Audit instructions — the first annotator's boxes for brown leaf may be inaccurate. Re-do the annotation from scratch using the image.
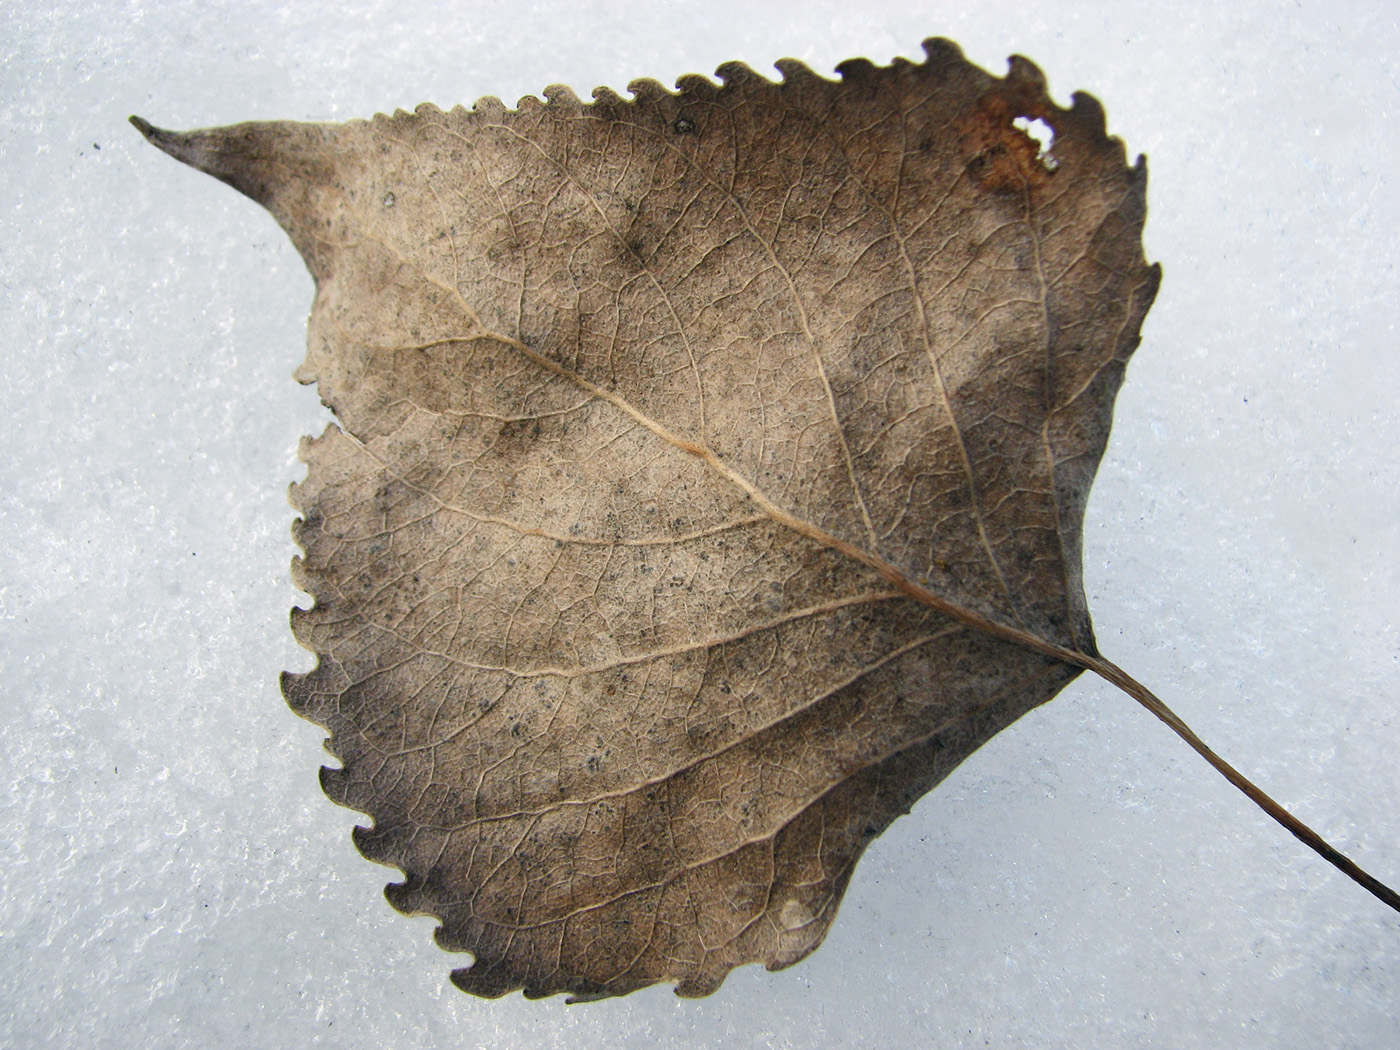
[133,39,1396,1001]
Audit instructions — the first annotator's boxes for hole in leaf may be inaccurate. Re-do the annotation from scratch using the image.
[1013,115,1058,171]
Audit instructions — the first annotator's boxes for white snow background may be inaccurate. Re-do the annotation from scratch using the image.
[3,2,1398,1047]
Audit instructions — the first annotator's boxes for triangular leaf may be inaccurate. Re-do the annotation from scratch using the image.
[133,37,1397,1002]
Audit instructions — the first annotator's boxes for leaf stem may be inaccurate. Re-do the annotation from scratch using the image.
[1085,654,1400,916]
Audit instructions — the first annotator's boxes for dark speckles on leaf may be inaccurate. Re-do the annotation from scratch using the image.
[672,115,697,134]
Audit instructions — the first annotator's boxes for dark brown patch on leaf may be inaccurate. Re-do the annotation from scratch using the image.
[955,91,1056,194]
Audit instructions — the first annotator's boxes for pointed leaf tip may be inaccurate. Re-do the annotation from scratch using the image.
[130,115,183,158]
[128,115,226,177]
[129,116,196,163]
[128,115,341,278]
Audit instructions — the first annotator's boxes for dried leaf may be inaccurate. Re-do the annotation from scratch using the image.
[133,37,1398,1002]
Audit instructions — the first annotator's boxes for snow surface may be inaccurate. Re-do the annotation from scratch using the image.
[3,2,1398,1047]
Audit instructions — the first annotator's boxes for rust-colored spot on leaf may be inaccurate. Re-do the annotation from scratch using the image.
[956,90,1057,193]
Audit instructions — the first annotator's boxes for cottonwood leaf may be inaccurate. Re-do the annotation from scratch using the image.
[133,37,1399,1002]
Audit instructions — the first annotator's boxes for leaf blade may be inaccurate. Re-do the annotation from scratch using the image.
[136,38,1161,999]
